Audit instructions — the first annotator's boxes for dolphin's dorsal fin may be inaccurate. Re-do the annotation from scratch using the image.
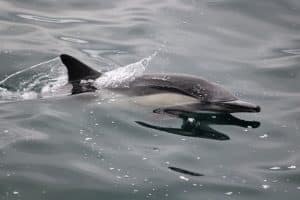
[60,54,101,82]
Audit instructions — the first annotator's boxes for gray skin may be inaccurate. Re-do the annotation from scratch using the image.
[60,54,261,113]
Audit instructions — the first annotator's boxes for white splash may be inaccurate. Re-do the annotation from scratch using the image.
[93,52,157,89]
[0,57,67,101]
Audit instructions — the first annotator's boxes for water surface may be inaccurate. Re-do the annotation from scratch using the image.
[0,0,300,199]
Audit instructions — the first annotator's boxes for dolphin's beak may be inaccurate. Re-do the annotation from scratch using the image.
[217,100,261,113]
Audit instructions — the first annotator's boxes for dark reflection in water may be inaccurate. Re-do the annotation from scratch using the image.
[168,166,203,177]
[136,109,260,141]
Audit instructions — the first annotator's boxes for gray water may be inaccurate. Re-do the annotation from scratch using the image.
[0,0,300,199]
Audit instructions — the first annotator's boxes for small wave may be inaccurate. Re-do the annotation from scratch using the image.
[59,36,89,44]
[0,124,48,149]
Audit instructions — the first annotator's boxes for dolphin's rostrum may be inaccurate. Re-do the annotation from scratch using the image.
[60,54,261,113]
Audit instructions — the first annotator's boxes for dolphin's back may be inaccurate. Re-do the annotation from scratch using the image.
[129,74,237,103]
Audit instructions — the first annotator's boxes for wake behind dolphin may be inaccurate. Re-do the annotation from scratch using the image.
[60,54,260,113]
[0,53,154,101]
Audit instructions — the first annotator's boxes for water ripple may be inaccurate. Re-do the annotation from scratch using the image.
[59,36,89,44]
[17,13,84,24]
[0,0,299,199]
[281,48,300,55]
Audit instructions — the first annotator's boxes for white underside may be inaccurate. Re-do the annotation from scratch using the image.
[130,92,198,107]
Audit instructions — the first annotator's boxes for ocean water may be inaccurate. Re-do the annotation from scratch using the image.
[0,0,300,199]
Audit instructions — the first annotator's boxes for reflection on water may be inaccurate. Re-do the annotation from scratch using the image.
[168,166,203,177]
[136,110,260,141]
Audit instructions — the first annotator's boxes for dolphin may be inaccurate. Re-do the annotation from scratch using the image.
[60,54,261,113]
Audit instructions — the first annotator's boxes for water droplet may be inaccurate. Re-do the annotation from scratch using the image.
[179,176,189,181]
[270,166,280,170]
[187,118,195,123]
[260,134,268,138]
[262,185,270,189]
[288,165,296,169]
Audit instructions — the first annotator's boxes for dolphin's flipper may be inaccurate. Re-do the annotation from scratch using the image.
[60,54,101,82]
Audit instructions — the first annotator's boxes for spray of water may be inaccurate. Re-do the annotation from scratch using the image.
[93,51,157,89]
[0,57,67,101]
[0,52,158,102]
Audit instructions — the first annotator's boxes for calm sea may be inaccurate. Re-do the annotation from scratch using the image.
[0,0,299,199]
